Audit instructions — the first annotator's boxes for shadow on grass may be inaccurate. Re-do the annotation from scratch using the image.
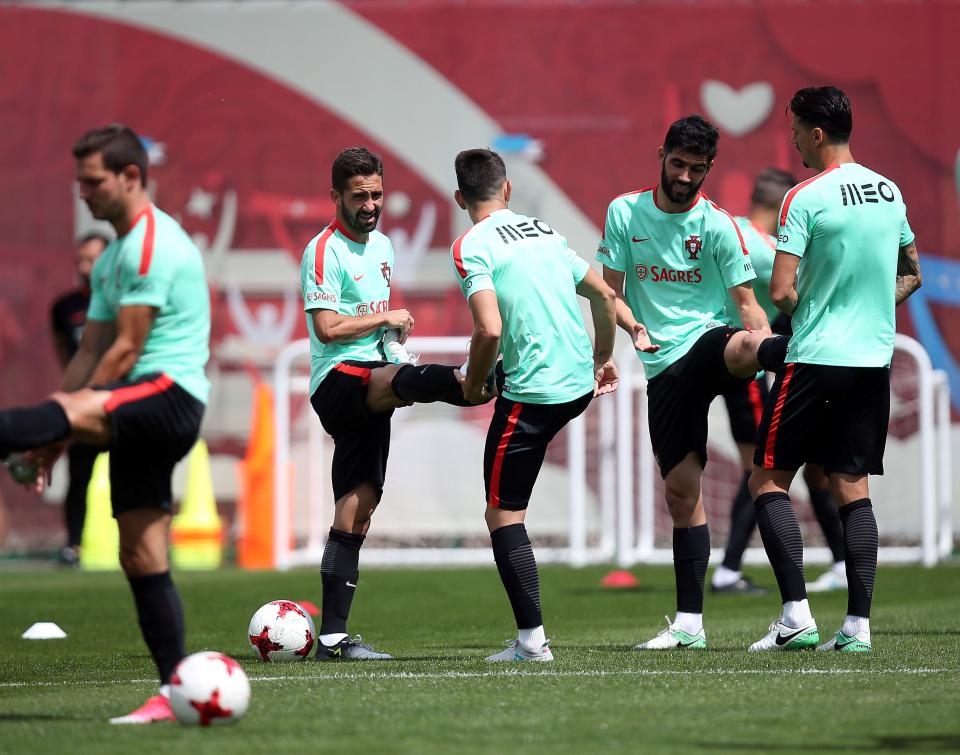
[701,734,960,751]
[562,586,654,596]
[0,713,91,722]
[875,629,960,637]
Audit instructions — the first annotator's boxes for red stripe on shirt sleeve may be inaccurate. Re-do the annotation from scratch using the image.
[135,206,156,276]
[710,201,749,255]
[451,215,493,280]
[779,165,840,228]
[313,223,336,286]
[452,231,469,279]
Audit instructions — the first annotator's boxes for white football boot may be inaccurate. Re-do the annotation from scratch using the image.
[485,639,554,662]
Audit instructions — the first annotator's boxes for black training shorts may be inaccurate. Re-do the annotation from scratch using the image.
[722,377,768,445]
[483,391,592,511]
[310,360,393,502]
[98,373,204,516]
[646,326,750,478]
[754,363,890,475]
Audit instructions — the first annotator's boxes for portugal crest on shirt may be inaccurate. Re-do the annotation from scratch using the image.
[684,235,702,260]
[381,262,392,285]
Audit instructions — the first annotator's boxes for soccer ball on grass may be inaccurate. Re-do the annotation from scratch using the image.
[248,600,316,662]
[169,651,250,726]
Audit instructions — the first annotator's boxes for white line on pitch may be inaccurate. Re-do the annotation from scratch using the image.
[0,667,954,688]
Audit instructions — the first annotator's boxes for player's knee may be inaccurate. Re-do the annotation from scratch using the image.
[663,484,697,522]
[367,365,407,411]
[118,543,158,577]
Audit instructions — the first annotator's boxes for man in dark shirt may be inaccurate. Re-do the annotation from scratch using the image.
[50,231,109,564]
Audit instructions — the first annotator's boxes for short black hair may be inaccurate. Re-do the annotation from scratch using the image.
[76,230,113,247]
[455,148,507,204]
[73,125,149,186]
[331,147,383,193]
[750,167,797,210]
[789,86,852,143]
[663,115,720,161]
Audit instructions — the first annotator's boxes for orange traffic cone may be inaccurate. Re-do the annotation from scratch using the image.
[237,383,275,569]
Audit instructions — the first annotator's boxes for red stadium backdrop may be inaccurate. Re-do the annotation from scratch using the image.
[1,1,958,544]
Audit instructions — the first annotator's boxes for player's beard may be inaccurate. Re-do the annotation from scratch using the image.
[342,204,381,236]
[86,196,125,224]
[660,165,704,206]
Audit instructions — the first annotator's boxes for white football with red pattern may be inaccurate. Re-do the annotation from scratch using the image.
[169,651,251,726]
[248,600,316,662]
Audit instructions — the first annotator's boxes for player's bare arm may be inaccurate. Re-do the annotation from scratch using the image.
[51,328,72,371]
[601,265,658,352]
[59,317,116,391]
[576,266,619,395]
[770,250,801,315]
[895,241,922,305]
[87,305,156,386]
[312,308,414,344]
[460,289,501,404]
[728,282,772,334]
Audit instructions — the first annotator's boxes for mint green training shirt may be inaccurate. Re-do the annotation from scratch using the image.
[777,163,914,367]
[87,205,211,403]
[728,217,779,326]
[451,209,594,404]
[300,219,395,396]
[597,188,756,379]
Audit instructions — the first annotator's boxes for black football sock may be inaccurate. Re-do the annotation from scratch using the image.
[721,472,756,571]
[755,492,807,603]
[390,364,474,407]
[809,487,845,563]
[757,336,789,373]
[128,571,186,686]
[674,524,710,613]
[840,499,878,618]
[0,400,70,456]
[320,528,365,637]
[491,523,542,630]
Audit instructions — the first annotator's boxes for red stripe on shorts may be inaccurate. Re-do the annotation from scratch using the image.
[748,379,764,429]
[763,364,795,469]
[334,363,372,385]
[104,373,174,413]
[488,402,523,508]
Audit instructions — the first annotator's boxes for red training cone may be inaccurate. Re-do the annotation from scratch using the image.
[601,570,639,588]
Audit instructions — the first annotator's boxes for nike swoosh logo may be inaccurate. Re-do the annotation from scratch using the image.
[632,236,650,243]
[677,638,700,647]
[834,636,858,649]
[346,581,357,588]
[353,274,364,281]
[775,627,808,645]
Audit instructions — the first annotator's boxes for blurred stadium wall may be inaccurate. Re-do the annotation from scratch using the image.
[1,0,958,549]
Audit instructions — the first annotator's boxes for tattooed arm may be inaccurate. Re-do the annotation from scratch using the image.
[895,242,922,306]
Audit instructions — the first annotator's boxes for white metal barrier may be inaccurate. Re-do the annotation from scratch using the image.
[273,337,615,570]
[274,334,952,570]
[615,334,953,567]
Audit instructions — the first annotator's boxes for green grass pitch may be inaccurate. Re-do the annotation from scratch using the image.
[1,563,958,754]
